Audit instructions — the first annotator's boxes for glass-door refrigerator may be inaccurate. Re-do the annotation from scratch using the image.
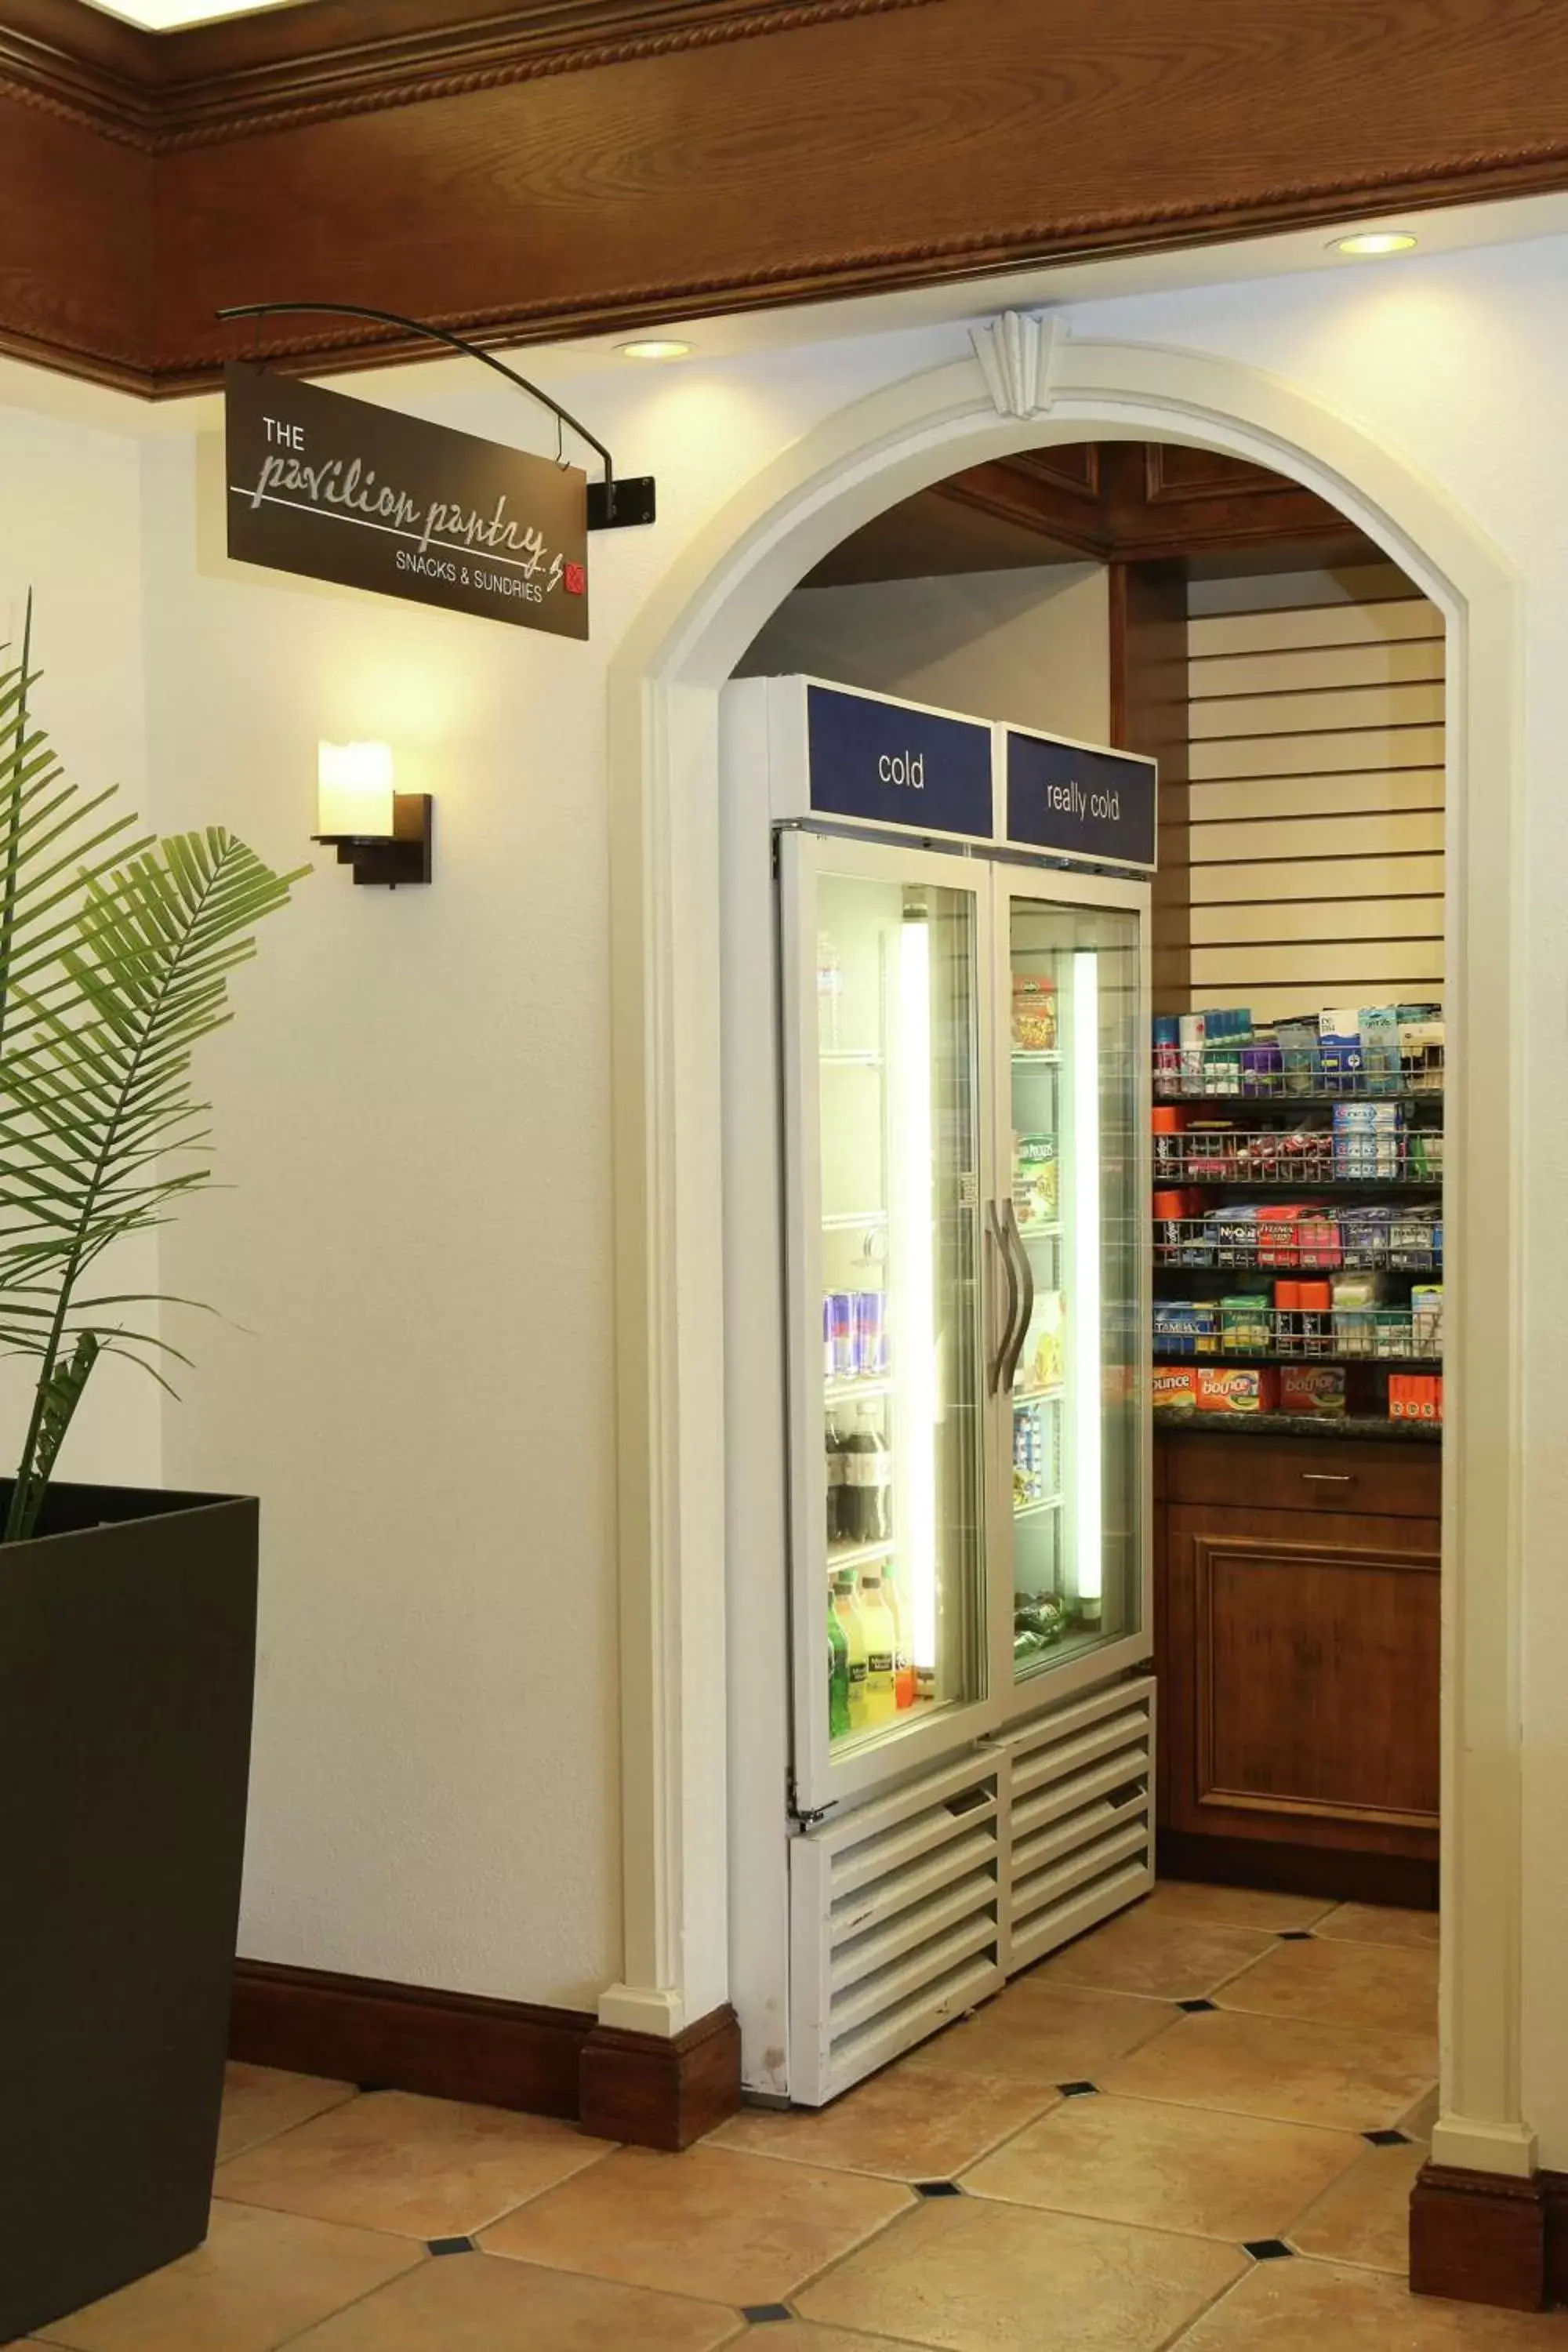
[720,676,1156,2106]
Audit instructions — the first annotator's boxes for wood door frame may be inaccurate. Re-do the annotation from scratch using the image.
[602,326,1530,2190]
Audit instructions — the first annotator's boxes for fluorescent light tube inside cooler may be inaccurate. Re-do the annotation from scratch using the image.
[1072,949,1103,1616]
[894,913,938,1680]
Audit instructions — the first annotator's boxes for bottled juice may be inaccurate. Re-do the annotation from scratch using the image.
[882,1559,916,1710]
[827,1586,851,1740]
[833,1574,869,1732]
[858,1575,898,1727]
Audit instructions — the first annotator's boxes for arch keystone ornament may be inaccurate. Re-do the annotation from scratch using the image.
[970,310,1062,419]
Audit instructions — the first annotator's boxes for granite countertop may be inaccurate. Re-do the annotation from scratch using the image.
[1155,1408,1442,1444]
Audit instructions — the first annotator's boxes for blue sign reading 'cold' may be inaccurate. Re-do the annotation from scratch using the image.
[1006,731,1156,867]
[806,684,993,838]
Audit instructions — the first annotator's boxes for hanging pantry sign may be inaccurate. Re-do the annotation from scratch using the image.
[223,361,590,638]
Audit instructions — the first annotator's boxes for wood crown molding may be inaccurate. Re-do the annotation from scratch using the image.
[8,0,1568,397]
[230,1958,740,2151]
[1,0,940,149]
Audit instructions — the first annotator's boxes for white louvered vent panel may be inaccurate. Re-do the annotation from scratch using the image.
[989,1676,1156,1978]
[789,1751,1004,2106]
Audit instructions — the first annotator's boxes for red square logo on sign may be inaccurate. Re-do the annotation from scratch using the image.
[564,562,586,597]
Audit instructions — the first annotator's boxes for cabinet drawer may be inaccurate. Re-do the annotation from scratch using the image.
[1161,1431,1439,1519]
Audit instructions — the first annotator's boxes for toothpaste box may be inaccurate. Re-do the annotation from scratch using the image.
[1320,1006,1364,1087]
[1195,1365,1279,1414]
[1152,1367,1198,1410]
[1279,1365,1348,1415]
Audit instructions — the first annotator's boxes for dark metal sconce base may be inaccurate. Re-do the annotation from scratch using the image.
[314,793,433,886]
[588,476,657,530]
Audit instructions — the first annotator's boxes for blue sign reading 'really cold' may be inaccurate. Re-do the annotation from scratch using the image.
[1006,731,1156,869]
[806,684,993,839]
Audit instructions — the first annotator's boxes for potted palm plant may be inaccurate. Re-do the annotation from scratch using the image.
[0,602,302,2342]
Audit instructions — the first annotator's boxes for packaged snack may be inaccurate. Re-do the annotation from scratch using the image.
[1196,1365,1279,1414]
[1391,1374,1442,1423]
[1279,1365,1348,1415]
[1013,975,1058,1051]
[1029,1291,1066,1390]
[1153,1367,1198,1410]
[1013,1133,1059,1228]
[1221,1293,1271,1353]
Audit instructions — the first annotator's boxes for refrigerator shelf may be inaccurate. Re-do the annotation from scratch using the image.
[1014,1496,1064,1523]
[1015,1220,1062,1240]
[1013,1050,1062,1066]
[822,1210,889,1230]
[827,1538,898,1573]
[820,1049,884,1068]
[825,1376,895,1405]
[1014,1384,1064,1407]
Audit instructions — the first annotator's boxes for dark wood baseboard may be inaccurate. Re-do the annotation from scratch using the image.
[1157,1830,1437,1911]
[230,1961,741,2152]
[230,1959,593,2120]
[1410,2161,1548,2310]
[579,2004,743,2151]
[1544,2172,1568,2307]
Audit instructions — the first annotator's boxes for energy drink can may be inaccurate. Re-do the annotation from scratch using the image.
[853,1290,886,1377]
[826,1292,855,1380]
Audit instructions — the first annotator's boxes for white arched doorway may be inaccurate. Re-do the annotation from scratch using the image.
[600,331,1529,2183]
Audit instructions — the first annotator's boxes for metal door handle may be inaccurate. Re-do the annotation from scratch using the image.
[1301,1472,1353,1483]
[987,1202,1019,1396]
[1001,1197,1035,1392]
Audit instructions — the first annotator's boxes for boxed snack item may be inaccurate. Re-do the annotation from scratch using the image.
[1221,1293,1271,1353]
[1390,1374,1443,1423]
[1029,1290,1066,1390]
[1153,1367,1198,1410]
[1013,1132,1059,1227]
[1279,1364,1348,1416]
[1196,1364,1279,1414]
[1012,975,1057,1051]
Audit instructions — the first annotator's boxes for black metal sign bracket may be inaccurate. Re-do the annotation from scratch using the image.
[216,299,656,532]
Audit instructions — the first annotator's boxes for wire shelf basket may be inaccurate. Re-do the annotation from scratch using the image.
[1155,1303,1443,1363]
[1153,1215,1442,1273]
[1154,1128,1443,1186]
[1155,1041,1444,1103]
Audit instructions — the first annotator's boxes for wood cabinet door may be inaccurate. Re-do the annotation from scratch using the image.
[1164,1502,1439,1858]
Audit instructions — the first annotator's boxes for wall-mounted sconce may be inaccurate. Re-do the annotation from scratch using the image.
[314,742,433,886]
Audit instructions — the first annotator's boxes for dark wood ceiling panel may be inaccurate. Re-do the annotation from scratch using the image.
[4,0,1568,395]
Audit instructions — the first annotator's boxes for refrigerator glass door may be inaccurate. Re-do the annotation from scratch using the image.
[996,876,1150,1703]
[780,832,998,1813]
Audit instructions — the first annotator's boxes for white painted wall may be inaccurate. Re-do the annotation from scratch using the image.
[2,226,1568,2161]
[0,402,161,1493]
[737,563,1110,742]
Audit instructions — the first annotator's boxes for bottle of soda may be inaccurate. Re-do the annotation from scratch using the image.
[828,1584,851,1740]
[825,1413,848,1547]
[882,1559,916,1711]
[843,1404,891,1544]
[833,1574,868,1733]
[858,1575,898,1727]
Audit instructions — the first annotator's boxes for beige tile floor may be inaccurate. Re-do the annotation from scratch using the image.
[17,1886,1568,2350]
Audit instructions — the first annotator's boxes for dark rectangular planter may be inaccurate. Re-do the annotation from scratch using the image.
[0,1480,258,2343]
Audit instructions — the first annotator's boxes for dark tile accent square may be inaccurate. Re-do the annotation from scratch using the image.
[1364,2128,1414,2147]
[1243,2239,1296,2262]
[1278,1930,1316,1941]
[1058,2081,1100,2098]
[743,2306,793,2325]
[915,2180,962,2198]
[1178,1998,1217,2013]
[427,2235,475,2256]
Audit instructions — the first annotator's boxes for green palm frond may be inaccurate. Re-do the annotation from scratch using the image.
[0,603,304,1541]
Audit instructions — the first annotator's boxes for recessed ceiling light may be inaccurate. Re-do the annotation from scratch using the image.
[619,339,694,361]
[1330,230,1418,257]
